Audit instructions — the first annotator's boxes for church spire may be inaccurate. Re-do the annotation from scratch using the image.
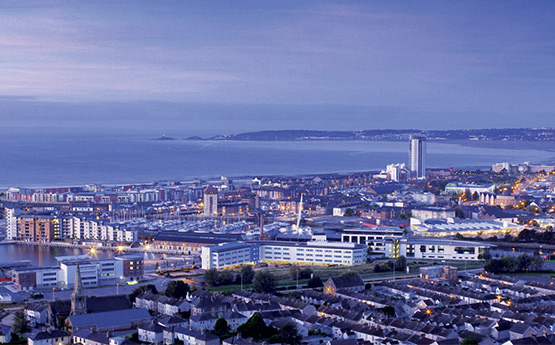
[70,261,87,315]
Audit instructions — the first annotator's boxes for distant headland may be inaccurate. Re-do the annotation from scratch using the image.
[184,128,555,142]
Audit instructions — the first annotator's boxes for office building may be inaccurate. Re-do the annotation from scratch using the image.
[409,135,426,179]
[201,240,367,269]
[383,238,493,261]
[11,255,143,291]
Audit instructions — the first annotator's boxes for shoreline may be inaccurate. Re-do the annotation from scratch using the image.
[0,139,552,190]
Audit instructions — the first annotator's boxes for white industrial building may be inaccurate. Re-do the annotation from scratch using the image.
[411,217,522,237]
[444,182,495,195]
[201,240,367,269]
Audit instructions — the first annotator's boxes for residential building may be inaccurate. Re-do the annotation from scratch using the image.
[409,135,426,179]
[203,185,218,216]
[324,274,365,295]
[28,329,71,345]
[419,265,458,284]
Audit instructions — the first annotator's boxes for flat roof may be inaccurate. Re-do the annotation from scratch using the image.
[405,238,495,247]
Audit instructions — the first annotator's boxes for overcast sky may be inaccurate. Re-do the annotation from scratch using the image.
[1,1,554,132]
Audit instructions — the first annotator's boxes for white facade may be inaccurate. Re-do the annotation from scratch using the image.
[203,193,218,216]
[59,258,125,288]
[340,227,404,254]
[444,182,495,195]
[201,240,367,269]
[409,136,426,179]
[260,241,366,266]
[5,207,17,240]
[411,207,456,220]
[201,242,252,270]
[411,217,522,237]
[386,163,406,182]
[70,217,137,243]
[384,238,492,261]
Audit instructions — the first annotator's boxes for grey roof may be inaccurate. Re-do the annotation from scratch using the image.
[329,274,365,289]
[190,312,218,322]
[67,308,152,330]
[0,325,11,336]
[30,329,70,341]
[174,327,219,341]
[154,231,243,244]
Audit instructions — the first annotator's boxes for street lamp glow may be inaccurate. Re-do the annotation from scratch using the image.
[117,246,124,253]
[89,247,97,254]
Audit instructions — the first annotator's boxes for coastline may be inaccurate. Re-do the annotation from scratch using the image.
[0,139,553,190]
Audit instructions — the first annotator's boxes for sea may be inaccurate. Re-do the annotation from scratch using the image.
[1,127,554,188]
[1,127,554,266]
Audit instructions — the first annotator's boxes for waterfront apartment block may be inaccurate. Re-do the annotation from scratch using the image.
[12,254,143,291]
[71,216,137,243]
[3,207,138,243]
[201,240,367,269]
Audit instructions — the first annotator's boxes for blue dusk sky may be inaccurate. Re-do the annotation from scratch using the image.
[0,1,554,133]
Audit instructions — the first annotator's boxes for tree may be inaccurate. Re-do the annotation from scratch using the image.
[129,284,158,302]
[237,312,276,340]
[165,280,190,299]
[300,267,313,279]
[213,317,229,336]
[13,311,29,335]
[395,255,407,270]
[219,270,234,286]
[204,268,220,287]
[381,305,396,317]
[240,265,255,285]
[288,265,300,280]
[307,276,323,288]
[278,322,302,345]
[253,270,276,293]
[461,337,479,345]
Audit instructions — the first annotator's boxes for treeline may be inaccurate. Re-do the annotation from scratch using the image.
[484,253,543,274]
[203,266,324,292]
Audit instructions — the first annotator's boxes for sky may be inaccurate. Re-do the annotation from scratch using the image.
[1,1,554,133]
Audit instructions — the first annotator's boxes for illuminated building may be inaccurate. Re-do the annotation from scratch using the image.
[409,135,426,179]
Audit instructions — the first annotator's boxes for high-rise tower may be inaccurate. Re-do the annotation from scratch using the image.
[203,185,218,216]
[70,262,87,315]
[409,135,426,179]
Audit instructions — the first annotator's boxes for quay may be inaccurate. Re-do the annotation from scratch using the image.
[0,240,186,255]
